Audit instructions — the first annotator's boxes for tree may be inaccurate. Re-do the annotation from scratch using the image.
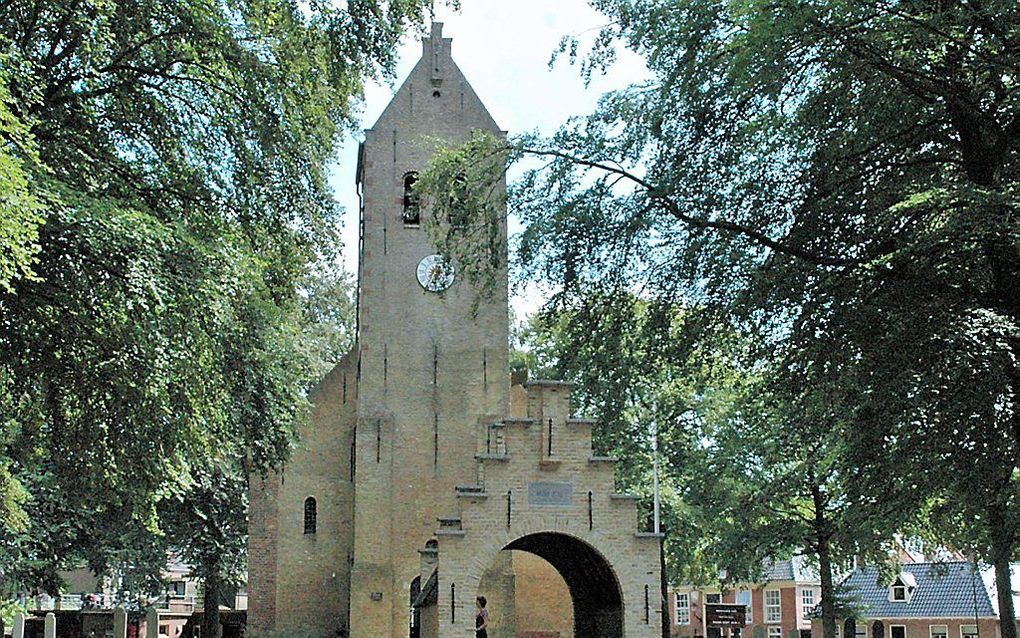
[418,3,1019,638]
[161,461,248,638]
[515,293,897,638]
[0,0,432,620]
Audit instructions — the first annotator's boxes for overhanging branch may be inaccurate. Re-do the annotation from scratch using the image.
[516,145,858,267]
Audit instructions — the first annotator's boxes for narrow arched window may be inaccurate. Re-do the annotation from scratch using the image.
[303,497,317,535]
[403,172,420,225]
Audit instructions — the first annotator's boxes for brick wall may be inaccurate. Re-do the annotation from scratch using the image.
[432,380,662,638]
[512,550,573,638]
[247,472,279,634]
[668,583,814,638]
[811,618,1000,638]
[247,352,358,637]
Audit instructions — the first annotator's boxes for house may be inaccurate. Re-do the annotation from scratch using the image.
[812,562,999,638]
[670,557,822,638]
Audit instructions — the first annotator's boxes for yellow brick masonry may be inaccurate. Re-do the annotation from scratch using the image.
[424,380,662,638]
[247,22,661,638]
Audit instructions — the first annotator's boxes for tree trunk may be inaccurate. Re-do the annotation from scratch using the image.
[982,233,1020,472]
[812,483,837,638]
[989,507,1017,638]
[202,568,222,638]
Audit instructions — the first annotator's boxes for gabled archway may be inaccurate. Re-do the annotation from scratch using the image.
[426,380,662,638]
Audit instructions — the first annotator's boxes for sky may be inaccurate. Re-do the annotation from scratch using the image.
[326,1,648,318]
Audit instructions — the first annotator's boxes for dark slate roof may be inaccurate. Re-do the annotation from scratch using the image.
[839,562,996,619]
[764,556,819,583]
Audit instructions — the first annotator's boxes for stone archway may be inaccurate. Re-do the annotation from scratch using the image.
[502,532,624,638]
[425,380,661,638]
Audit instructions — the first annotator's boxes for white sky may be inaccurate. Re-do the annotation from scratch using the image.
[327,1,649,318]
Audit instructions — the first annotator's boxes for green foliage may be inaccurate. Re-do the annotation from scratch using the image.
[0,62,44,293]
[0,0,427,597]
[419,131,509,310]
[423,1,1019,636]
[514,293,894,601]
[0,597,26,631]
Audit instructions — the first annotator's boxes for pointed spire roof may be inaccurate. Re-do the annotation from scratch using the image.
[367,22,501,133]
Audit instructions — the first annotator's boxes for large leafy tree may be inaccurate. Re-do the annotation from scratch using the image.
[0,0,429,628]
[420,2,1019,638]
[516,295,898,638]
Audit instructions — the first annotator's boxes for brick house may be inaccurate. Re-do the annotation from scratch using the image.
[669,557,822,638]
[810,562,999,638]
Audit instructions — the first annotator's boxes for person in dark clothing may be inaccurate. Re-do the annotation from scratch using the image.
[475,596,489,638]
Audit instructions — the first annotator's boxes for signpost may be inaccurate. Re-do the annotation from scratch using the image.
[706,604,747,628]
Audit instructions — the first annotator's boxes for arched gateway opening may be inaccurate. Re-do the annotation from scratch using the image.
[479,532,624,638]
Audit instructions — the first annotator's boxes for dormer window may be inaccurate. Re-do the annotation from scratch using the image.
[403,172,420,225]
[888,572,916,602]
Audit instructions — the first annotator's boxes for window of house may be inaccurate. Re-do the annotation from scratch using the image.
[676,592,690,625]
[856,624,868,638]
[737,589,752,624]
[891,625,906,638]
[706,592,722,604]
[891,585,907,601]
[402,172,421,225]
[170,581,186,596]
[303,496,317,535]
[769,627,783,638]
[961,626,978,638]
[930,625,948,638]
[801,588,816,620]
[765,589,782,623]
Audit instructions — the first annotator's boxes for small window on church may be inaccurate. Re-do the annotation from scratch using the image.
[403,172,420,225]
[303,497,317,535]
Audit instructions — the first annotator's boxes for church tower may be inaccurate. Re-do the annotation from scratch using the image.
[349,20,509,638]
[248,22,511,638]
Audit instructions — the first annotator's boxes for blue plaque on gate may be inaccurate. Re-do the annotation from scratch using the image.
[528,481,573,507]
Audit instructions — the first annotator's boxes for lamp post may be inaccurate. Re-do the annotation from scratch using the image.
[652,401,671,638]
[970,553,981,638]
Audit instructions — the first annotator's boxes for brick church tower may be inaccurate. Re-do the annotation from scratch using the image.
[344,19,510,638]
[248,23,661,638]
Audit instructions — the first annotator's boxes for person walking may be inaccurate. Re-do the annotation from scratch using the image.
[475,596,489,638]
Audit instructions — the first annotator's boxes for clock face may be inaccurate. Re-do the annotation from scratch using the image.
[416,254,455,292]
